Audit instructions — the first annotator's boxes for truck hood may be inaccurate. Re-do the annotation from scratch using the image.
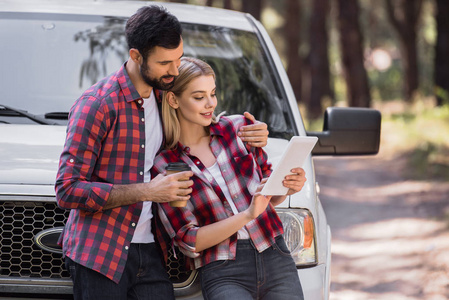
[0,125,66,185]
[0,126,288,186]
[0,127,315,208]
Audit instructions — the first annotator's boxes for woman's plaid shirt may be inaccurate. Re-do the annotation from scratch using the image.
[151,115,284,270]
[55,64,156,283]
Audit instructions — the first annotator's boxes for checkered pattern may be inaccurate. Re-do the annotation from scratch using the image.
[152,115,283,270]
[55,64,157,283]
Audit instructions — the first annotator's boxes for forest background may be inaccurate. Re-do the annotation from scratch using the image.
[154,0,449,183]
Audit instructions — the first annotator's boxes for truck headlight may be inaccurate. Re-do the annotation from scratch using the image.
[276,208,317,267]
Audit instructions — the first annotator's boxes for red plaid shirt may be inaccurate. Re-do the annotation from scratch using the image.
[151,115,284,270]
[55,63,159,283]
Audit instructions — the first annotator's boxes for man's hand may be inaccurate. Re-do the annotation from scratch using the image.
[148,172,193,203]
[238,111,269,147]
[104,171,193,210]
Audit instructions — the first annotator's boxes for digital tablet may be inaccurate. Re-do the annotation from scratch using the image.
[261,136,318,196]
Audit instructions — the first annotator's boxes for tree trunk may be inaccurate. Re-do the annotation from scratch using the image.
[385,0,422,102]
[284,0,302,104]
[241,0,263,21]
[336,0,371,107]
[308,0,332,118]
[434,0,449,106]
[223,0,232,10]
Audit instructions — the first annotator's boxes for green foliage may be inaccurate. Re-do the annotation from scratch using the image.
[368,60,403,101]
[382,101,449,181]
[435,85,449,105]
[408,141,449,181]
[302,109,323,132]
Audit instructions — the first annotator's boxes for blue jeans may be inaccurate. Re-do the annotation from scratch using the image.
[65,243,175,300]
[200,236,304,300]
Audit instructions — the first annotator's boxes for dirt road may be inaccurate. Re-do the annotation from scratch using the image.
[314,154,449,300]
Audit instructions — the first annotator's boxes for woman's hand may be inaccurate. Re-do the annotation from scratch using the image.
[196,179,271,252]
[245,179,272,219]
[283,167,307,195]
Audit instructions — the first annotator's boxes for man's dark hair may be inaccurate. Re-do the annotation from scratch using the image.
[125,5,182,59]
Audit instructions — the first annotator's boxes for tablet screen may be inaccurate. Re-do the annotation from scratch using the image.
[261,136,318,196]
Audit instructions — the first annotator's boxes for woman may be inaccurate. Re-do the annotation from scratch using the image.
[152,57,305,300]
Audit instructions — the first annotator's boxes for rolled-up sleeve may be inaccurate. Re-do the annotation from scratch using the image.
[157,203,201,258]
[55,96,112,212]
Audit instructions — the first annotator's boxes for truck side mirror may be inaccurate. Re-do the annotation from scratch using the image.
[307,107,381,155]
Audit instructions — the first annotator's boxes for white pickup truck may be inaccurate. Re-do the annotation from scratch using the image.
[0,1,381,299]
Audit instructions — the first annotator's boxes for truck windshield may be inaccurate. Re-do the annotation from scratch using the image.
[0,12,294,138]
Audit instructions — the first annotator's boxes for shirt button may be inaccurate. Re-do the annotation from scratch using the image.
[138,100,142,104]
[141,144,145,148]
[141,118,145,122]
[139,171,143,176]
[131,223,136,227]
[69,159,74,163]
[196,161,200,165]
[125,246,129,250]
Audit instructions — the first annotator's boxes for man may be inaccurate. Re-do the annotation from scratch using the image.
[55,5,269,300]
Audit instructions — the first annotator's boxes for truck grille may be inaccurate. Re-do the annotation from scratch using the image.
[0,201,69,278]
[0,200,193,285]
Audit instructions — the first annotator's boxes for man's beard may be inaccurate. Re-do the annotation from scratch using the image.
[140,60,176,91]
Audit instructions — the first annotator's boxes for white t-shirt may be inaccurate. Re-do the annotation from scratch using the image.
[131,91,163,243]
[207,161,250,240]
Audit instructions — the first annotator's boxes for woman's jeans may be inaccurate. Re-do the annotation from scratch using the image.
[65,243,175,300]
[200,236,304,300]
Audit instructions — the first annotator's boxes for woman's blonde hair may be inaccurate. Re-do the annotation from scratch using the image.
[162,57,216,149]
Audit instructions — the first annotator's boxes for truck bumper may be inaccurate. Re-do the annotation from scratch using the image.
[298,263,329,300]
[299,224,332,300]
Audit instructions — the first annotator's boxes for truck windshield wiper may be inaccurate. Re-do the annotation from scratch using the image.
[44,112,69,120]
[0,104,58,125]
